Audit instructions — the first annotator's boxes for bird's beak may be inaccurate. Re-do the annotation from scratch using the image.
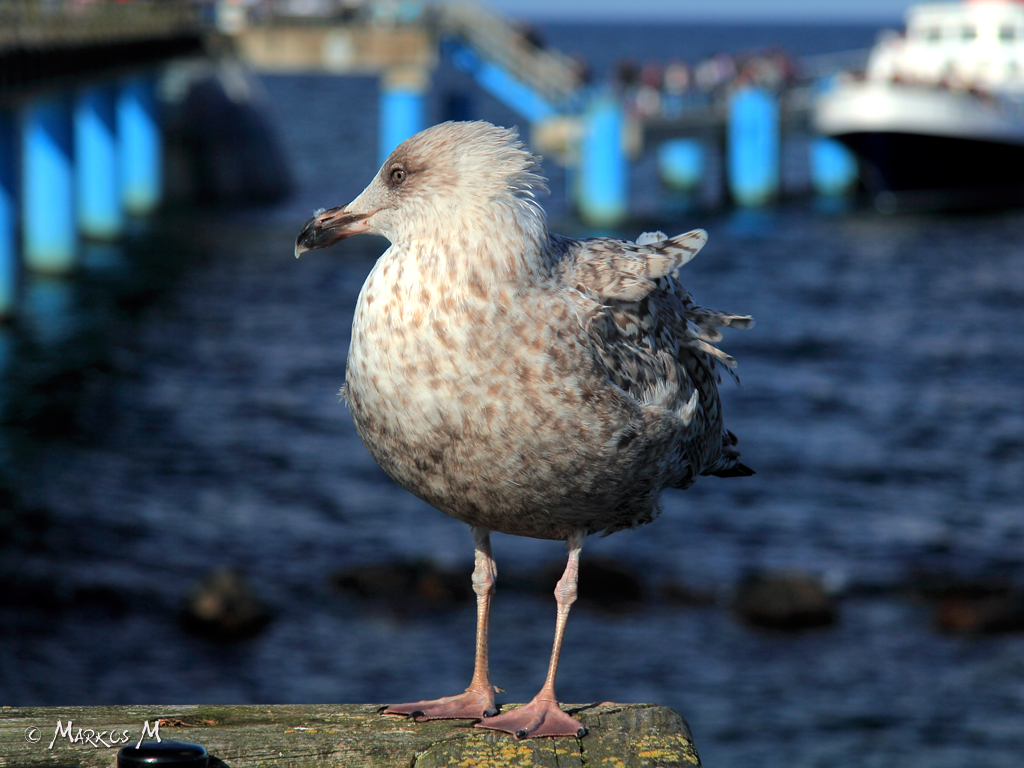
[294,205,372,258]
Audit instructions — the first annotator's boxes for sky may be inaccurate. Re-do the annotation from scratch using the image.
[489,0,920,22]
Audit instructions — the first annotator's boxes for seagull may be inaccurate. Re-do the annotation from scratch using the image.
[294,120,753,739]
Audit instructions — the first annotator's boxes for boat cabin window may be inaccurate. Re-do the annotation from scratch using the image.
[999,25,1017,42]
[961,25,977,42]
[924,27,942,42]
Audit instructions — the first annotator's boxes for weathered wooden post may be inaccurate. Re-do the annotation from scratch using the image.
[379,67,428,165]
[727,86,779,207]
[0,109,15,317]
[118,75,162,215]
[75,82,123,239]
[578,93,627,227]
[0,702,702,768]
[23,94,77,274]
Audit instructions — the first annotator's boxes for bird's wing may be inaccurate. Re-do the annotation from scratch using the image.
[554,230,753,480]
[559,229,708,302]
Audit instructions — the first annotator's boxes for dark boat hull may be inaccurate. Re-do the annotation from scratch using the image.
[833,131,1024,211]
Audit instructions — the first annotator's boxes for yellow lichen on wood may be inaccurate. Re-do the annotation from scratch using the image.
[634,733,702,765]
[0,702,699,768]
[414,727,581,768]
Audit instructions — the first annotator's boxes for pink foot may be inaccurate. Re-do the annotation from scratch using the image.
[475,696,586,739]
[383,686,498,721]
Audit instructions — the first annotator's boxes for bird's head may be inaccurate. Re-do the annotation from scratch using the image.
[295,121,548,258]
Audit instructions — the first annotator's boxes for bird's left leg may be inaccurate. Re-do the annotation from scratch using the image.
[384,526,499,720]
[476,529,587,739]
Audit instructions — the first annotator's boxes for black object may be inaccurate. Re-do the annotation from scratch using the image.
[117,740,209,768]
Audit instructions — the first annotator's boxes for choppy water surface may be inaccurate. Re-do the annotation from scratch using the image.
[3,23,1024,768]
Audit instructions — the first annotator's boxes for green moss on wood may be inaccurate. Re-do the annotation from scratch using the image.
[0,703,699,768]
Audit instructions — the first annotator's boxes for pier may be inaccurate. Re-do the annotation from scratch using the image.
[0,0,861,323]
[0,0,205,319]
[224,1,861,222]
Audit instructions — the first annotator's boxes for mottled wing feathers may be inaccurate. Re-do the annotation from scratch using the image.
[560,229,708,302]
[552,229,753,483]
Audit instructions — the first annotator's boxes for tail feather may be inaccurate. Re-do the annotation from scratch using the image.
[702,429,754,478]
[706,462,755,478]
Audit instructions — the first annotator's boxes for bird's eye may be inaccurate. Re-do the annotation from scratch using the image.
[391,167,406,185]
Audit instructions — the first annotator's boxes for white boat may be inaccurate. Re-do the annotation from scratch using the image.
[814,0,1024,210]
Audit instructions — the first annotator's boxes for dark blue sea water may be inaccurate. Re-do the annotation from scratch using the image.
[3,21,1024,768]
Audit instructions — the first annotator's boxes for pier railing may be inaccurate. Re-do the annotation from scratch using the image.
[432,1,580,107]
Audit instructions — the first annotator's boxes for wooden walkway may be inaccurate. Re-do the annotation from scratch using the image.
[0,0,205,94]
[0,0,200,52]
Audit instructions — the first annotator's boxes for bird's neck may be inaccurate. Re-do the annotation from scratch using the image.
[404,202,552,287]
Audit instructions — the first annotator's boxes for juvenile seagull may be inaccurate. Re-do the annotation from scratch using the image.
[295,121,753,739]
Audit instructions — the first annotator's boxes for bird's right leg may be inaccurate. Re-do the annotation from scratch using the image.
[384,526,499,720]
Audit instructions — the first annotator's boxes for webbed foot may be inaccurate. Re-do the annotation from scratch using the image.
[384,686,498,721]
[474,696,585,739]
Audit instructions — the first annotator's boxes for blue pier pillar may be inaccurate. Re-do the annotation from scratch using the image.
[578,95,627,227]
[727,87,780,207]
[658,138,704,192]
[0,111,16,317]
[23,95,77,274]
[118,76,162,215]
[810,137,858,197]
[75,83,123,239]
[379,68,428,165]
